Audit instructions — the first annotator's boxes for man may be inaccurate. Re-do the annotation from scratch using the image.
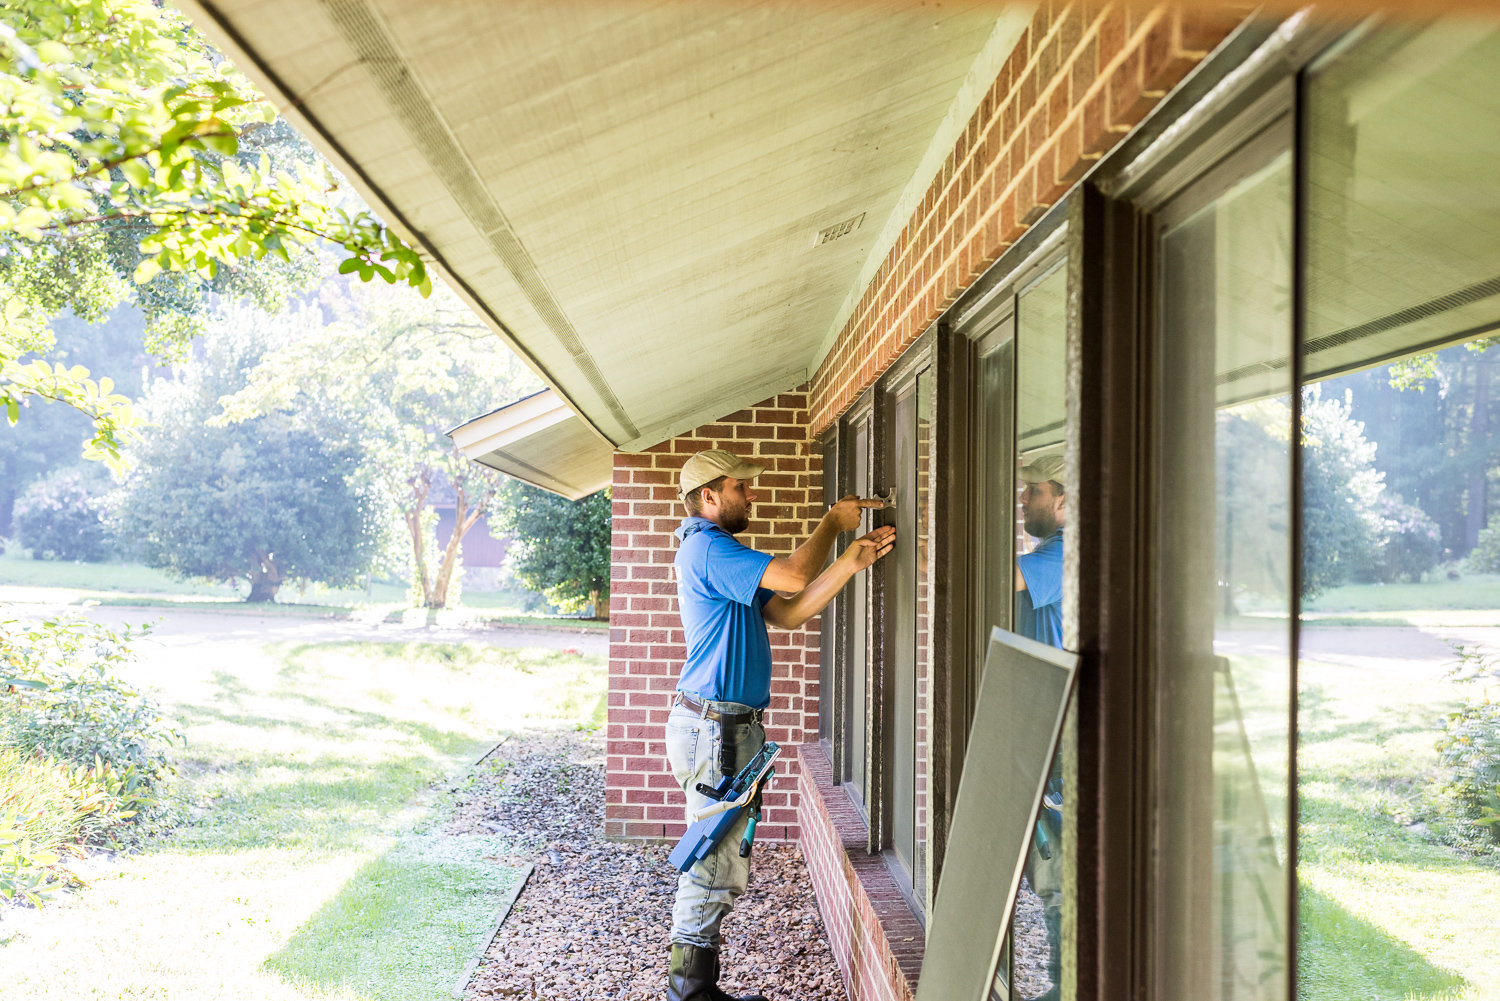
[1015,451,1065,648]
[1015,451,1065,1001]
[666,448,894,1001]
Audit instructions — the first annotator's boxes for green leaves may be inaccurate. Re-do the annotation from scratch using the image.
[0,0,432,463]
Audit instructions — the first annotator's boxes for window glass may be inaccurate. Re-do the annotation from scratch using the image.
[1154,134,1293,1001]
[1305,25,1500,381]
[1298,27,1500,998]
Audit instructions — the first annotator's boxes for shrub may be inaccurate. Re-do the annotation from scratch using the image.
[1468,523,1500,574]
[0,616,179,789]
[1435,697,1500,845]
[1434,647,1500,848]
[1373,497,1442,583]
[11,467,115,562]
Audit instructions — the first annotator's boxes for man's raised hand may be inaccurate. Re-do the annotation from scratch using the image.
[825,494,886,533]
[840,525,896,571]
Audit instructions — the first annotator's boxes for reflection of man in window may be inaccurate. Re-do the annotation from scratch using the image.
[1015,452,1065,646]
[1015,451,1064,1001]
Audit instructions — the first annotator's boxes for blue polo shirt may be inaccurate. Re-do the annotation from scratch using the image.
[1016,528,1064,649]
[673,517,776,708]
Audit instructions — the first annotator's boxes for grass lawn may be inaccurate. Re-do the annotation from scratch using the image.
[1301,574,1500,627]
[0,548,608,631]
[0,636,606,1001]
[1298,639,1500,1001]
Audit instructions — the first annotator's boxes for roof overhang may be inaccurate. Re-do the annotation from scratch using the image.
[448,390,614,501]
[177,0,1029,459]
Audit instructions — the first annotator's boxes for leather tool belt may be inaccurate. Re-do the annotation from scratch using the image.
[674,692,765,726]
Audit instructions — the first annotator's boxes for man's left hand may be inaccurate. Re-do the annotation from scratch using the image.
[839,525,896,571]
[824,494,885,534]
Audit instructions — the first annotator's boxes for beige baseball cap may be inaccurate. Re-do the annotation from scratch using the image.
[679,449,765,498]
[1019,452,1066,488]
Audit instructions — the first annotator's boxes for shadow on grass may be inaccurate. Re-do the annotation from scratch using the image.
[264,832,526,1001]
[1299,884,1465,1001]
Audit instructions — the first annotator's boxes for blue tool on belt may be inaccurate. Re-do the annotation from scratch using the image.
[668,741,781,872]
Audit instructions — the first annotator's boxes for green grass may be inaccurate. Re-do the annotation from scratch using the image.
[1304,574,1500,619]
[1298,647,1500,1000]
[0,637,605,1001]
[0,548,608,630]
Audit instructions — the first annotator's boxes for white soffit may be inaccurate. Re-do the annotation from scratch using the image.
[448,390,614,501]
[181,0,1012,451]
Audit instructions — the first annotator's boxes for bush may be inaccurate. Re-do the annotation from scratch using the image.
[0,747,156,906]
[1436,697,1500,846]
[1373,497,1443,583]
[1434,647,1500,849]
[1468,523,1500,573]
[0,616,179,789]
[11,466,115,562]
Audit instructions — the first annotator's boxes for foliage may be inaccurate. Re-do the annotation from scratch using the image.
[1467,523,1500,573]
[113,415,381,601]
[0,753,80,907]
[0,615,177,783]
[493,482,612,615]
[1433,646,1500,849]
[1349,339,1499,557]
[1370,496,1442,584]
[0,0,430,465]
[1300,387,1385,598]
[0,308,150,535]
[1215,402,1291,612]
[213,279,542,608]
[12,463,114,560]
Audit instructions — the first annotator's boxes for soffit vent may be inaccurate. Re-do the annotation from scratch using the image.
[813,212,866,247]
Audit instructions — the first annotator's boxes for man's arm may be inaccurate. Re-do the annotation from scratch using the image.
[759,495,883,592]
[762,526,896,629]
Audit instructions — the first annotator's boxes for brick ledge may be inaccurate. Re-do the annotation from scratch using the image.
[797,742,924,1001]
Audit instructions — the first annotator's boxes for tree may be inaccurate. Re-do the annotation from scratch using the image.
[114,416,378,601]
[493,481,612,617]
[12,463,113,560]
[1300,386,1386,598]
[1354,340,1499,556]
[1,0,428,466]
[213,279,542,608]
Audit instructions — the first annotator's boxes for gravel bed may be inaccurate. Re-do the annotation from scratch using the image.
[458,729,847,1001]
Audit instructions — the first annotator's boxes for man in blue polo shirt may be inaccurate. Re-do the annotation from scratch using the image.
[666,448,894,1001]
[1016,451,1065,1001]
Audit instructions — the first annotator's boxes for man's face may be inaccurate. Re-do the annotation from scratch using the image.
[1020,479,1065,539]
[706,477,756,534]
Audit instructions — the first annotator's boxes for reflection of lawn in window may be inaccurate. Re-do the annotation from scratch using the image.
[1298,640,1499,1001]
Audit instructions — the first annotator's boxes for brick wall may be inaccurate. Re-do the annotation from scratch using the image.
[809,1,1245,432]
[605,389,821,841]
[799,745,924,1001]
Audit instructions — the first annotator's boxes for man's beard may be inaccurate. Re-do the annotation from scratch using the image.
[722,505,751,534]
[1024,510,1055,539]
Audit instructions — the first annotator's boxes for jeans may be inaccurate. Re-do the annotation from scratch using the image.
[665,699,766,951]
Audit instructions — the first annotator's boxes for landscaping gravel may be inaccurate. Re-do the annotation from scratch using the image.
[454,728,847,1001]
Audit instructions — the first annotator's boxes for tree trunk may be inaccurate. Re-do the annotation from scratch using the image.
[405,468,433,605]
[430,483,484,609]
[246,552,282,602]
[588,589,603,620]
[1467,354,1492,551]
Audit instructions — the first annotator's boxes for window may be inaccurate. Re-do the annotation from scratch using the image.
[1148,102,1294,1001]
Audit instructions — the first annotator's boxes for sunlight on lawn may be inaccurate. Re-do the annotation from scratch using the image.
[0,636,604,1001]
[1299,641,1500,1001]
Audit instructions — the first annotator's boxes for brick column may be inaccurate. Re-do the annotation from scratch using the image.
[605,389,822,842]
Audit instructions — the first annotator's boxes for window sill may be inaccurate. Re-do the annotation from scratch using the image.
[796,741,924,1001]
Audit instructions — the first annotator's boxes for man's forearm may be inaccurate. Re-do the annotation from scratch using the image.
[763,558,854,630]
[783,515,842,584]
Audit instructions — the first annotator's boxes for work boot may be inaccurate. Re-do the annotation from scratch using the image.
[667,944,769,1001]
